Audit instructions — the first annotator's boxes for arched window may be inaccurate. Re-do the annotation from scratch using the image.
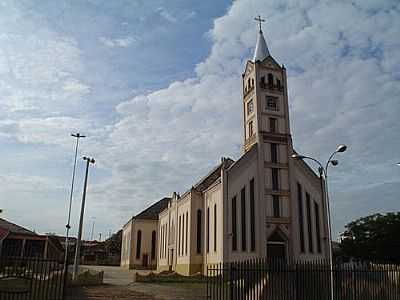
[276,79,281,89]
[151,230,156,260]
[196,210,202,254]
[248,121,254,137]
[136,230,142,259]
[268,73,274,86]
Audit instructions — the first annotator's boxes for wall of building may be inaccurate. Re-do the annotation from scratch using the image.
[203,181,223,271]
[290,159,328,260]
[189,190,204,274]
[121,218,158,269]
[226,148,259,263]
[120,220,132,268]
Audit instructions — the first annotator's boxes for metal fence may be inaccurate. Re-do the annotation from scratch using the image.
[0,256,68,300]
[207,259,400,300]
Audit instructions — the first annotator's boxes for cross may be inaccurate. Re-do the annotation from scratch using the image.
[254,15,265,32]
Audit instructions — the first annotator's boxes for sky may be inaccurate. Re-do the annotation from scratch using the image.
[0,0,399,241]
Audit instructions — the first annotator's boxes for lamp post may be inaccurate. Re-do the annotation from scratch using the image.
[72,156,95,281]
[64,133,85,265]
[291,144,347,300]
[90,217,96,241]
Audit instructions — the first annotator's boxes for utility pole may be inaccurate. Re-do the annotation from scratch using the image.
[64,133,85,265]
[72,156,95,281]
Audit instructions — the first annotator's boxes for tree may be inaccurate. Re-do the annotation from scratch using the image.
[340,212,400,263]
[104,229,122,255]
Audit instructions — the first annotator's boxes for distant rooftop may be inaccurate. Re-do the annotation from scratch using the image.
[0,218,37,236]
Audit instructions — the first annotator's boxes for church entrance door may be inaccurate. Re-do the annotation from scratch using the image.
[266,230,287,261]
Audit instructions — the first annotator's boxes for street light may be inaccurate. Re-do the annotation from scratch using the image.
[292,144,347,300]
[64,133,86,265]
[72,156,95,281]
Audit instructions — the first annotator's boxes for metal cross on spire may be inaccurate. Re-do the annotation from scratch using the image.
[254,15,265,32]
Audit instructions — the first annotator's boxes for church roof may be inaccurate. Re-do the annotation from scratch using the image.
[253,30,270,62]
[193,158,234,193]
[134,197,171,220]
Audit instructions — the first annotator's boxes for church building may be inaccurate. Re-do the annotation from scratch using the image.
[121,22,329,275]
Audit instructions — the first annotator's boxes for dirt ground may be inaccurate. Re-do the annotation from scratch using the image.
[66,284,157,300]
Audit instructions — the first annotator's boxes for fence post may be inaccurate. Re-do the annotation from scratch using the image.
[294,262,298,300]
[229,262,234,300]
[62,256,69,300]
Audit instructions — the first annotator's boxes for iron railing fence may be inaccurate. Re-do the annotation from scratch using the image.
[207,259,400,300]
[0,256,68,300]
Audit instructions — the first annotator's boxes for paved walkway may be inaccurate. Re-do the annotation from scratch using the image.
[76,265,206,300]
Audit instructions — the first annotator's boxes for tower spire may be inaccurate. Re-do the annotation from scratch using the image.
[253,15,270,62]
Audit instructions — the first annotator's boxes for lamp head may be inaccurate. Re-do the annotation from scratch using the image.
[397,162,400,167]
[291,153,304,160]
[330,160,339,166]
[336,144,347,153]
[83,156,95,164]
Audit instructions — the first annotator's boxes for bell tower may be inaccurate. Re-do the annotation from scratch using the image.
[242,17,294,258]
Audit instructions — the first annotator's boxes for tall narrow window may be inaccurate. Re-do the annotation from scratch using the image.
[185,212,188,255]
[314,202,322,253]
[271,143,278,163]
[247,99,254,115]
[277,79,281,89]
[151,231,156,260]
[158,225,162,259]
[260,76,266,88]
[232,196,237,251]
[136,230,141,259]
[297,183,305,253]
[248,121,253,137]
[272,168,279,191]
[164,224,167,258]
[178,216,181,256]
[196,210,202,254]
[273,195,280,217]
[214,204,217,252]
[207,207,210,253]
[241,187,247,251]
[268,73,274,86]
[182,213,185,256]
[250,179,255,251]
[270,118,277,133]
[306,192,314,253]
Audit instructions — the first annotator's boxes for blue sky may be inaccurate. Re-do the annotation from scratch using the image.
[0,0,399,241]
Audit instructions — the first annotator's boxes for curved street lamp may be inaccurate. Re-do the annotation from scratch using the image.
[291,144,347,300]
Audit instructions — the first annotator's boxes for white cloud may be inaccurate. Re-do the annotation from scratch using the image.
[157,7,177,23]
[93,0,400,235]
[63,79,91,94]
[0,117,101,148]
[99,36,137,48]
[0,6,89,115]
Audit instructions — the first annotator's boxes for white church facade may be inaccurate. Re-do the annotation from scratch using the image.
[121,25,329,275]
